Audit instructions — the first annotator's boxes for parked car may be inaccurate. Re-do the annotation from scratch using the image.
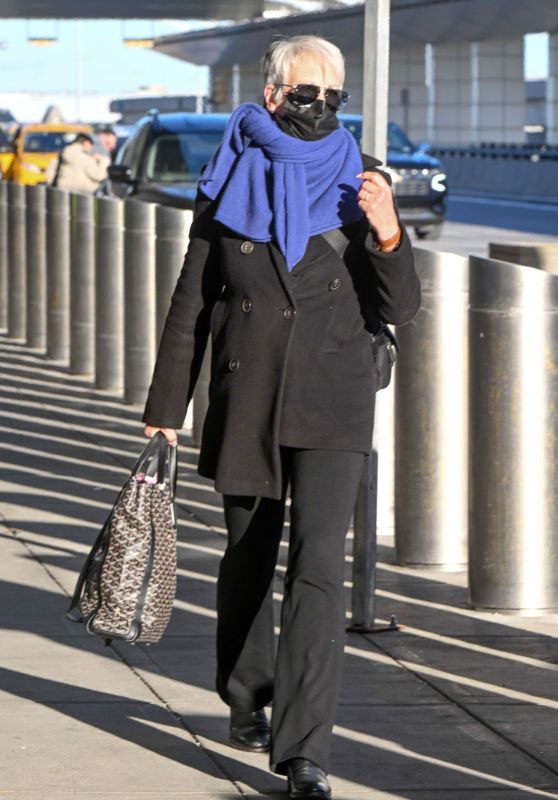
[6,122,94,185]
[340,116,447,240]
[0,127,16,180]
[0,109,15,124]
[103,112,230,208]
[113,124,135,158]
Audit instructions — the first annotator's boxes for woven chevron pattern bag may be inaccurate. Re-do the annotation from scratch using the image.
[67,433,177,644]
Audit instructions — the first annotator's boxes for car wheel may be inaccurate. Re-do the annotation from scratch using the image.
[415,224,443,240]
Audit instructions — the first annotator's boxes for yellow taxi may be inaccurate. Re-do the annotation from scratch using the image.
[0,124,17,179]
[7,122,94,185]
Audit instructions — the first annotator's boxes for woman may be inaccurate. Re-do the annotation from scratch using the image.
[144,35,420,800]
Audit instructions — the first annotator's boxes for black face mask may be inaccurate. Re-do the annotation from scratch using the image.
[274,97,340,141]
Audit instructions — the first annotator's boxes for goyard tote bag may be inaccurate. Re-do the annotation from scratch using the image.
[66,432,177,644]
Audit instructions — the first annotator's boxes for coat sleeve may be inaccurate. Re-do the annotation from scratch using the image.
[354,151,421,327]
[142,193,222,429]
[361,225,421,326]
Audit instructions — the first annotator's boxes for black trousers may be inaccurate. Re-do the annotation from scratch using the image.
[216,447,365,774]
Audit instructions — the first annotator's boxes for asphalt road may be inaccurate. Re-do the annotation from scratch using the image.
[409,194,558,257]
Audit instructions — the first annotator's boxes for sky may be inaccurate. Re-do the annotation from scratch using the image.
[0,19,210,95]
[0,19,551,97]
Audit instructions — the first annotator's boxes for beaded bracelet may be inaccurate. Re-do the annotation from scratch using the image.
[377,227,402,252]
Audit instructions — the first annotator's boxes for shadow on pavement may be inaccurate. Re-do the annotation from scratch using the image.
[3,335,558,797]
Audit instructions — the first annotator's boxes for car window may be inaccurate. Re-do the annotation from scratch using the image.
[340,118,415,154]
[387,122,414,153]
[115,128,141,166]
[23,131,80,152]
[340,118,363,147]
[0,129,13,151]
[144,130,224,182]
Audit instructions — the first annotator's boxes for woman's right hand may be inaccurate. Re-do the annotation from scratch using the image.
[144,425,178,446]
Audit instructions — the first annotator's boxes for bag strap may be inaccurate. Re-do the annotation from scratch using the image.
[133,431,166,476]
[321,227,350,260]
[146,432,177,499]
[370,320,398,351]
[167,442,177,500]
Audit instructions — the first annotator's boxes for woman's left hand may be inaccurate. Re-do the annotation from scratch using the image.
[357,170,400,244]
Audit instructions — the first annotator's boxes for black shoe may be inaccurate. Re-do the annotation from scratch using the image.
[287,758,331,799]
[229,708,271,752]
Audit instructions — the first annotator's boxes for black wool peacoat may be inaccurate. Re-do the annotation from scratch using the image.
[143,158,421,499]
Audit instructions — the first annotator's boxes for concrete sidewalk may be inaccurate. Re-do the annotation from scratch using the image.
[3,332,558,799]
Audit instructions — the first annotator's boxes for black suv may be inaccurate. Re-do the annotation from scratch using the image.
[103,112,230,209]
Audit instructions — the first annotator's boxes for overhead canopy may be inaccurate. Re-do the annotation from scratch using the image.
[0,0,265,19]
[153,0,558,66]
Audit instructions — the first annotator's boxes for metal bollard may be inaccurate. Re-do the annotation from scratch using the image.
[155,205,198,436]
[123,200,156,405]
[376,380,396,538]
[70,193,95,374]
[349,450,378,629]
[469,256,558,613]
[46,188,70,361]
[25,184,47,350]
[0,181,8,330]
[394,248,469,569]
[7,182,26,339]
[488,242,558,274]
[95,196,124,390]
[155,205,190,344]
[349,385,399,632]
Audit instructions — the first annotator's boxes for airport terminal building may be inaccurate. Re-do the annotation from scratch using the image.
[152,0,558,147]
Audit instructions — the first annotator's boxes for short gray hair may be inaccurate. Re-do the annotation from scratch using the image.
[261,35,345,101]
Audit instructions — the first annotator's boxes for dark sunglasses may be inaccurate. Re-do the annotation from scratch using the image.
[277,83,350,111]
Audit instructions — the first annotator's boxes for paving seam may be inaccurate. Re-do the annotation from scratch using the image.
[0,341,248,797]
[364,632,558,787]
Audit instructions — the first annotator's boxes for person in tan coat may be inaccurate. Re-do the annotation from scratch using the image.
[48,132,109,193]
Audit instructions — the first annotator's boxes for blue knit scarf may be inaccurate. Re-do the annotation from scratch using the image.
[199,102,363,270]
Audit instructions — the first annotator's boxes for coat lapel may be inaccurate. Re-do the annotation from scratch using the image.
[267,241,296,305]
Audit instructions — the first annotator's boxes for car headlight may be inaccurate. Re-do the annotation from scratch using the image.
[383,167,403,185]
[431,172,447,192]
[21,162,43,174]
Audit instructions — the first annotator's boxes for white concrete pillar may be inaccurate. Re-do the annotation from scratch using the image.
[344,54,364,116]
[232,64,241,109]
[430,42,473,146]
[547,34,558,145]
[238,63,263,105]
[472,38,525,144]
[209,66,233,112]
[388,45,428,142]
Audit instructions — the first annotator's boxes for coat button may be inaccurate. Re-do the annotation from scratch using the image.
[283,306,296,320]
[228,358,240,371]
[329,278,341,291]
[241,298,252,313]
[240,241,254,254]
